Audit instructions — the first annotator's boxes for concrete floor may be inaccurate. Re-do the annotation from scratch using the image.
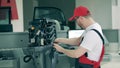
[101,42,120,68]
[102,52,120,68]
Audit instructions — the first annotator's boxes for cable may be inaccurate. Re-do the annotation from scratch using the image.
[23,55,33,63]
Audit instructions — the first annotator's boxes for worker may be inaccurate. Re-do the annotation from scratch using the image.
[53,6,105,68]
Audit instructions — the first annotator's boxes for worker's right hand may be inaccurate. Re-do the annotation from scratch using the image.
[54,38,61,43]
[53,43,64,53]
[54,38,68,45]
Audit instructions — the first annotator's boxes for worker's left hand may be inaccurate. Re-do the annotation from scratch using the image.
[53,43,64,53]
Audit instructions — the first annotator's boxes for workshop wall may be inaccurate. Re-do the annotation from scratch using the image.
[11,0,24,32]
[112,0,120,29]
[76,0,112,29]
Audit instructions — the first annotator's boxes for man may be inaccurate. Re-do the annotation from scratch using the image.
[53,6,104,68]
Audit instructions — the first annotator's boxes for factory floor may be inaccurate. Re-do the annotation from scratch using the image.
[101,52,120,68]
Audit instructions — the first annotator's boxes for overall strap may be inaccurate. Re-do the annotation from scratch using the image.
[91,29,104,45]
[83,29,105,57]
[91,29,105,68]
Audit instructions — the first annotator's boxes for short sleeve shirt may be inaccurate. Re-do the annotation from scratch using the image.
[80,23,103,61]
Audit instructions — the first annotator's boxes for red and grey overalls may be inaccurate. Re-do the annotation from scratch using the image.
[75,29,105,68]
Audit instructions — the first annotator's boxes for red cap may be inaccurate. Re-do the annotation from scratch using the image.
[69,6,90,21]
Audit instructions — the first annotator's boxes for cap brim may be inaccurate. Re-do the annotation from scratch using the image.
[69,16,75,21]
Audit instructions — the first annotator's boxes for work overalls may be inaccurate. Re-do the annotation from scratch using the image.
[75,29,105,68]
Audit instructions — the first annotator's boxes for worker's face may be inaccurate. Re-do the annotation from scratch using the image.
[75,16,84,28]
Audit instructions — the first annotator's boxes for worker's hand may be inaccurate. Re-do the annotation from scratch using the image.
[54,38,61,44]
[54,38,60,43]
[53,43,64,53]
[54,38,66,43]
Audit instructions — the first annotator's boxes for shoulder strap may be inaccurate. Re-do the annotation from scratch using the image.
[91,29,105,68]
[91,29,104,45]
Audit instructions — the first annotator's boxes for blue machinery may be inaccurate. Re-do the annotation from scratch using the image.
[24,18,58,68]
[0,7,73,68]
